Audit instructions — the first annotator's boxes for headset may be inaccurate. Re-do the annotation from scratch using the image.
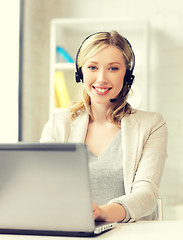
[75,32,135,99]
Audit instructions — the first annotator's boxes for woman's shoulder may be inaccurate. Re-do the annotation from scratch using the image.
[40,108,71,142]
[51,108,88,124]
[129,109,166,126]
[52,108,71,119]
[46,108,71,127]
[133,109,164,118]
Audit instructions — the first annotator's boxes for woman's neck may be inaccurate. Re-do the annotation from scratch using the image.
[90,102,110,124]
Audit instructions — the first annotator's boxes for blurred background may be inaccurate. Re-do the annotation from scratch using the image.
[0,0,183,221]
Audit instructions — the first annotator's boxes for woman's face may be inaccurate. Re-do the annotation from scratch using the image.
[82,46,126,106]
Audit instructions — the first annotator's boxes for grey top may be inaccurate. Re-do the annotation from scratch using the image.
[87,130,130,222]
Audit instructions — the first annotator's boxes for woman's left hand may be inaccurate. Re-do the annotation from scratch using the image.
[92,202,126,222]
[93,203,106,221]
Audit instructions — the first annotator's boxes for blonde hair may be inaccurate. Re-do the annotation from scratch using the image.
[70,31,134,127]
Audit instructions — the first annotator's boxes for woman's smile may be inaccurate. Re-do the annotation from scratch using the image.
[92,86,112,95]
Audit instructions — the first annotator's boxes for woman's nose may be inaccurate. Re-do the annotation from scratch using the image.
[96,69,108,84]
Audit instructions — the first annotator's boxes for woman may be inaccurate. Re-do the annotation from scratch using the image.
[40,31,167,223]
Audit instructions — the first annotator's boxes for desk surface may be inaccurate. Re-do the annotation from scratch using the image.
[0,221,182,240]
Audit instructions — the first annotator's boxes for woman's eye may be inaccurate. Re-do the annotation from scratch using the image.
[109,67,119,71]
[88,66,97,70]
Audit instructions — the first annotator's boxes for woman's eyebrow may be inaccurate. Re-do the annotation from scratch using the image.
[86,61,122,65]
[108,62,121,65]
[86,61,98,63]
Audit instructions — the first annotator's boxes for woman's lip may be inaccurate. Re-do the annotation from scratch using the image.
[92,86,112,95]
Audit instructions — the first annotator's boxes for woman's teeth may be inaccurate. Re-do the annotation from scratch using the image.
[93,87,111,93]
[95,88,109,93]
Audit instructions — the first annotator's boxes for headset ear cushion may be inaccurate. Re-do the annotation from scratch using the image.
[75,72,80,83]
[75,67,83,83]
[124,69,134,86]
[124,69,131,85]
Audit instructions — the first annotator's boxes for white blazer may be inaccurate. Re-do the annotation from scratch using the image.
[40,108,168,222]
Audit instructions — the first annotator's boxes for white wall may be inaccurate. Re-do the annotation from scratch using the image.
[0,0,19,142]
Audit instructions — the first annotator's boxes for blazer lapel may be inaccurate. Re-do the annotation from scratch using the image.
[121,113,140,194]
[68,111,89,143]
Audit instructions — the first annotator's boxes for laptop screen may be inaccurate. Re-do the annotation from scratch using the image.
[0,143,95,233]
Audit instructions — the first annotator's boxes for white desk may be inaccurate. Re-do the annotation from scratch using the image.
[0,221,182,240]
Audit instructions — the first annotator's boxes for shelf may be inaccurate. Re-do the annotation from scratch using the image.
[54,62,75,70]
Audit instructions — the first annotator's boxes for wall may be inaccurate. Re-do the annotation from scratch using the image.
[0,0,19,142]
[22,0,183,220]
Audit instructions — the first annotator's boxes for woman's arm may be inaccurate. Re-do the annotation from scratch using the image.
[108,112,168,221]
[93,203,126,222]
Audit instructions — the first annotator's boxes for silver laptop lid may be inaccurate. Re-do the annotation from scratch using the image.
[0,143,95,234]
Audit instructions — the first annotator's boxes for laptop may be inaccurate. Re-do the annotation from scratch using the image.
[0,143,117,237]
